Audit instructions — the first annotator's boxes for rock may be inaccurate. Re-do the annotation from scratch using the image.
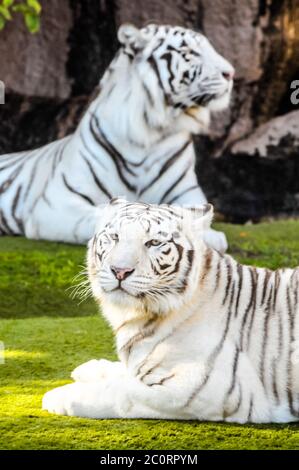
[195,136,299,223]
[0,0,73,99]
[231,111,299,159]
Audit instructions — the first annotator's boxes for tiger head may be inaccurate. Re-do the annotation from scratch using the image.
[113,24,234,134]
[88,199,214,322]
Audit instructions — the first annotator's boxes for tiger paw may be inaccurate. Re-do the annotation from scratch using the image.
[42,384,79,416]
[71,359,125,383]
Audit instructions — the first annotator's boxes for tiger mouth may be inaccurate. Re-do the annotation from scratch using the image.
[103,284,137,297]
[189,88,231,110]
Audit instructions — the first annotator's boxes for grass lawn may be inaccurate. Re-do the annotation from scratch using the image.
[1,221,299,450]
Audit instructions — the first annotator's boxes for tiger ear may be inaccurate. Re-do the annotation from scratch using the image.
[190,203,214,232]
[118,24,148,52]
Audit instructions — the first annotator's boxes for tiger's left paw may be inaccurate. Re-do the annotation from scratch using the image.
[42,384,80,416]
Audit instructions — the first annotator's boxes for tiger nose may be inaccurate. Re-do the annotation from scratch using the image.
[111,266,135,281]
[222,69,235,81]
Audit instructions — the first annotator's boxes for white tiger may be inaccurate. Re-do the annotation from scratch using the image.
[43,199,299,423]
[0,24,235,253]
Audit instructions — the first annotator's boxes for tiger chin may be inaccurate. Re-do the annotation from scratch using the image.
[43,199,299,424]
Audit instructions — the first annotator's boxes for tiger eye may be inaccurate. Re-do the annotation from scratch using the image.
[173,231,180,239]
[145,239,161,247]
[110,233,119,241]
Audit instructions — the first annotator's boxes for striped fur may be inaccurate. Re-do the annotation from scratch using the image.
[43,200,299,423]
[0,24,234,253]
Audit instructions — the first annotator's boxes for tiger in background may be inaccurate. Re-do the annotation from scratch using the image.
[0,24,235,253]
[43,199,299,423]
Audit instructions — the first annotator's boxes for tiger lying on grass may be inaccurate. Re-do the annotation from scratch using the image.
[43,199,299,423]
[0,24,234,253]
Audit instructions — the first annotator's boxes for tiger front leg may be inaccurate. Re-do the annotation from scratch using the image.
[71,359,125,383]
[24,199,104,244]
[42,380,123,418]
[42,375,174,419]
[42,361,199,419]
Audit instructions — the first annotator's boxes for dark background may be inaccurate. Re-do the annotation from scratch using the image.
[0,0,298,223]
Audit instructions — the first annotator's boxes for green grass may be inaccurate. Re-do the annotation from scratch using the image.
[1,221,299,449]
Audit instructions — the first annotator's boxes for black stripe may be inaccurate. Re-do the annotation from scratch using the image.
[160,52,176,94]
[148,56,171,106]
[290,269,298,306]
[271,358,280,405]
[11,185,24,233]
[139,361,162,382]
[23,143,61,202]
[139,140,191,197]
[89,115,136,192]
[167,185,199,205]
[193,93,216,106]
[224,382,242,419]
[62,174,95,206]
[159,167,190,204]
[287,284,299,418]
[245,268,258,348]
[272,270,281,311]
[0,153,27,171]
[0,163,24,194]
[240,268,256,350]
[79,130,107,170]
[51,139,69,178]
[234,264,243,317]
[226,346,240,397]
[260,285,273,386]
[261,269,272,306]
[147,374,175,387]
[82,154,112,200]
[178,247,194,292]
[119,317,158,362]
[214,258,222,293]
[0,209,14,234]
[247,395,254,422]
[222,257,233,305]
[91,114,136,176]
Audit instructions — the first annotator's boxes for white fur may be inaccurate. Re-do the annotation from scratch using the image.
[0,24,234,253]
[43,201,299,423]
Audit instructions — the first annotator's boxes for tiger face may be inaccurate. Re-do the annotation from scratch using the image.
[88,199,213,317]
[118,23,234,114]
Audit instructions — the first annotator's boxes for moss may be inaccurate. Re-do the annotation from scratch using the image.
[1,221,299,450]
